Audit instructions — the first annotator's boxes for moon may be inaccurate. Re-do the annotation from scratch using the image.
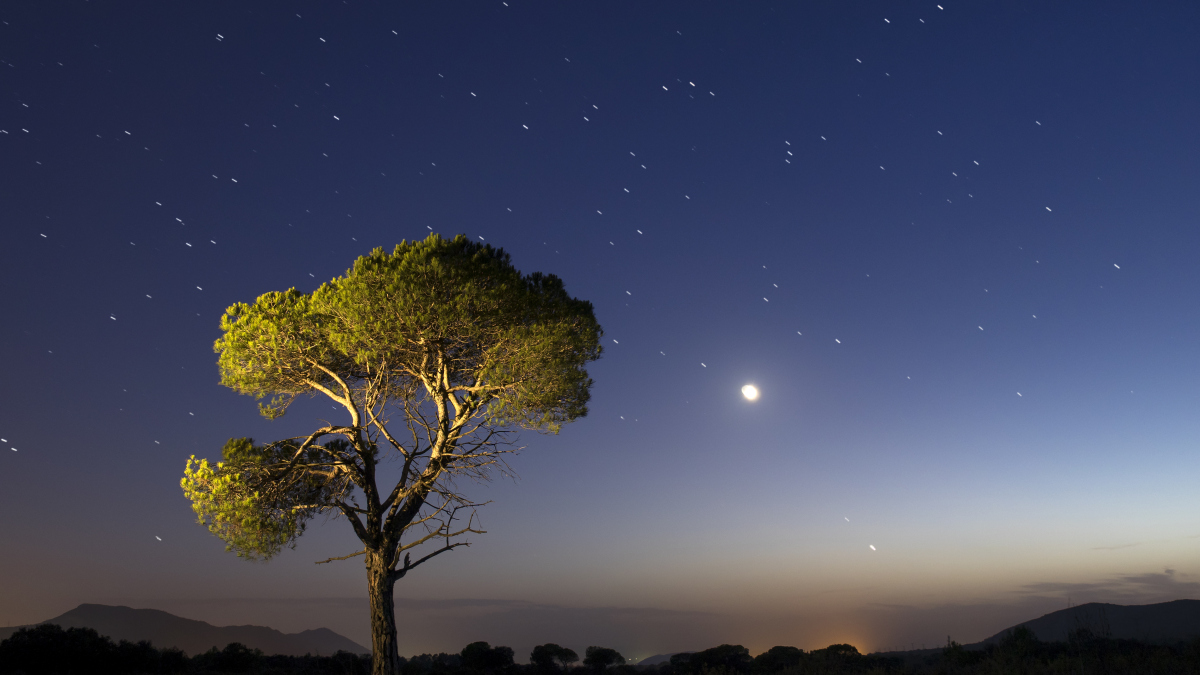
[741,384,759,401]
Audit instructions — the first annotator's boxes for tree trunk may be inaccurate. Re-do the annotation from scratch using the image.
[367,550,400,675]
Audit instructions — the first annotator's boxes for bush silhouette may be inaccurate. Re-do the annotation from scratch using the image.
[0,624,178,675]
[14,627,1200,674]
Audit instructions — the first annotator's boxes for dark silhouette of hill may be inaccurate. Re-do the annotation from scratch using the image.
[977,599,1200,645]
[0,603,367,657]
[637,652,692,666]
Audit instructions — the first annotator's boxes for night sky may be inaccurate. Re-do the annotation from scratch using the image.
[3,0,1200,660]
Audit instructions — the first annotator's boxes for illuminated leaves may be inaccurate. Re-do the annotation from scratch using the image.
[180,438,352,560]
[213,233,602,430]
[186,233,602,562]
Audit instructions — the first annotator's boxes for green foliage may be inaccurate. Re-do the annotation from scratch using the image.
[185,233,603,673]
[180,437,352,560]
[214,288,344,418]
[188,234,602,562]
[324,237,599,427]
[214,234,602,431]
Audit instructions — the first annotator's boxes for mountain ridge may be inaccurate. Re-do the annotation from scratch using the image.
[0,604,368,657]
[976,599,1200,646]
[637,652,692,666]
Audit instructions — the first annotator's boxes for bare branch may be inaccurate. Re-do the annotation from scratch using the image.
[367,404,408,461]
[338,503,370,543]
[283,426,363,481]
[391,542,471,581]
[309,361,361,429]
[315,549,367,565]
[303,377,352,410]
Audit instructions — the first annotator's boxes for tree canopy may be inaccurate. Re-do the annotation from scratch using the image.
[461,642,516,674]
[530,644,579,673]
[582,647,624,672]
[180,234,603,675]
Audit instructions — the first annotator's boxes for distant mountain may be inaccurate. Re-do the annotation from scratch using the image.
[0,604,368,657]
[638,652,692,666]
[980,600,1200,645]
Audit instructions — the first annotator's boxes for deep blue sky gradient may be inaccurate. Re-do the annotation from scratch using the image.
[2,0,1200,658]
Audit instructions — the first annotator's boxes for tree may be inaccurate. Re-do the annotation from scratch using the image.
[583,646,625,671]
[531,644,578,673]
[461,642,515,674]
[181,234,603,675]
[193,643,264,674]
[0,624,187,675]
[679,645,751,674]
[751,646,804,673]
[668,653,696,671]
[555,646,581,670]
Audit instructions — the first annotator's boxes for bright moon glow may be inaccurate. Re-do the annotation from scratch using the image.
[741,384,759,400]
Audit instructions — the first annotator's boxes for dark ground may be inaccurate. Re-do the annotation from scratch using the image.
[5,623,1200,674]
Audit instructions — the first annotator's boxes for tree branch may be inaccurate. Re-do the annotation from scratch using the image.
[312,361,361,427]
[367,405,409,468]
[338,503,370,543]
[315,548,367,565]
[392,540,475,581]
[302,373,360,431]
[285,426,361,480]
